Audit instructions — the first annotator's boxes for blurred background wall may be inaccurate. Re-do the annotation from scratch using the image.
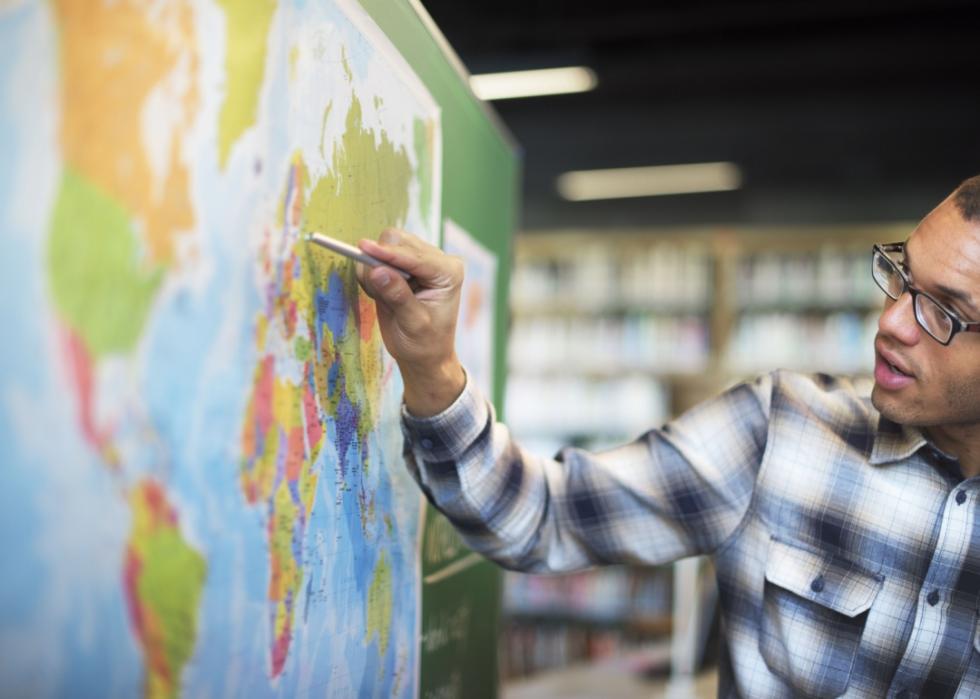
[420,1,980,695]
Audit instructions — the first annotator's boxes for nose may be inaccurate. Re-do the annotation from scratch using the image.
[878,292,921,346]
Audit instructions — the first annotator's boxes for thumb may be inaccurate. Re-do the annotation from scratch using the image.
[365,266,426,325]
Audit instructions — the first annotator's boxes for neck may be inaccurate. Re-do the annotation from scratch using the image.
[925,424,980,479]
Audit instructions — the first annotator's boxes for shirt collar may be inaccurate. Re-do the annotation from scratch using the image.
[869,413,930,465]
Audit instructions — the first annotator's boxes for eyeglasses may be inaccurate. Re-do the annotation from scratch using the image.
[872,242,980,345]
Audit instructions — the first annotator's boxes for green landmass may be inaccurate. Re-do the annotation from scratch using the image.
[414,118,433,223]
[304,96,411,243]
[302,95,413,442]
[216,0,277,168]
[294,335,311,362]
[318,103,333,159]
[137,527,207,692]
[47,169,163,357]
[365,552,392,655]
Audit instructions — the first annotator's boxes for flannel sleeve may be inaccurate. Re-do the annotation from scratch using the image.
[401,372,773,573]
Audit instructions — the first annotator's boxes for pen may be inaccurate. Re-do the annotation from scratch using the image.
[304,232,412,280]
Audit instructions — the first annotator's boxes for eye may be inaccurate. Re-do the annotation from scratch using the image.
[941,299,968,319]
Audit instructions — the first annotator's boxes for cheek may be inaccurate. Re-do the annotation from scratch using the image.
[935,349,980,410]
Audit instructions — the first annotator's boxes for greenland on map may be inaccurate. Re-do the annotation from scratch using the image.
[0,0,440,696]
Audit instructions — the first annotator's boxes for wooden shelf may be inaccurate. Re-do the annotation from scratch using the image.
[513,302,710,317]
[505,611,672,634]
[508,365,709,380]
[734,300,879,314]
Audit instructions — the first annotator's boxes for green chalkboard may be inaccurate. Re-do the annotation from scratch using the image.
[357,2,518,697]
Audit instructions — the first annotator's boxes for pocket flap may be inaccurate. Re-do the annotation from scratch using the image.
[765,537,883,617]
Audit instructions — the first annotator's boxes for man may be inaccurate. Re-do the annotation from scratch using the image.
[356,176,980,698]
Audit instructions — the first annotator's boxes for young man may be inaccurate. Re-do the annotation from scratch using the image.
[357,176,980,698]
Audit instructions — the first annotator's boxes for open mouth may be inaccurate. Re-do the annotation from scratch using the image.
[874,343,916,390]
[886,360,910,377]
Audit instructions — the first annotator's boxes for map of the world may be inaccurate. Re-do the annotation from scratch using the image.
[0,0,440,696]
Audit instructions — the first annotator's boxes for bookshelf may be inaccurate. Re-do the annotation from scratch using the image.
[500,222,912,680]
[501,567,673,679]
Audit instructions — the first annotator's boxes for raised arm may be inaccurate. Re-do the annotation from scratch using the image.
[356,228,467,417]
[400,372,772,572]
[358,228,771,572]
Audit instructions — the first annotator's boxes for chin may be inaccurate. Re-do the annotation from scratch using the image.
[873,387,949,428]
[872,386,911,425]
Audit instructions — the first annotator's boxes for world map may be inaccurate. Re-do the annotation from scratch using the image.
[0,0,440,696]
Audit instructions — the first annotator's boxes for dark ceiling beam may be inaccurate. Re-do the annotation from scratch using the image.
[418,0,980,229]
[426,0,979,54]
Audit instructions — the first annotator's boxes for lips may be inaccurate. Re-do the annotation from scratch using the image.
[874,341,916,391]
[876,343,914,376]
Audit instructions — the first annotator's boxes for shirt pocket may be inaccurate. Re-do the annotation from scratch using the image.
[759,535,883,699]
[953,612,980,697]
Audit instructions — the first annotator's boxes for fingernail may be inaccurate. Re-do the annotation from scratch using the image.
[376,269,391,287]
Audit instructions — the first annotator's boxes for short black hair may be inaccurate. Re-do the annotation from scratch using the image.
[953,175,980,221]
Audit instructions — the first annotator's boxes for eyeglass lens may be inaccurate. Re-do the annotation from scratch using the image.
[873,252,903,299]
[873,249,953,343]
[915,297,953,340]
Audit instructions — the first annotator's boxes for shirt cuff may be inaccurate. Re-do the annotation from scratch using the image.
[400,370,491,463]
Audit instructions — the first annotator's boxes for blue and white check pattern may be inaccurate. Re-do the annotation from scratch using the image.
[402,371,980,698]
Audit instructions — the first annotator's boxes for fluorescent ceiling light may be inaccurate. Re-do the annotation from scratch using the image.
[557,161,743,201]
[470,66,597,101]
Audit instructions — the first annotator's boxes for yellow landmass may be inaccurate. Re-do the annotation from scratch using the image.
[270,478,300,615]
[216,0,277,168]
[288,44,300,82]
[301,96,411,438]
[365,552,392,655]
[304,96,411,243]
[53,0,199,266]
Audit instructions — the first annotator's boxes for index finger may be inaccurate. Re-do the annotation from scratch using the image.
[359,236,454,286]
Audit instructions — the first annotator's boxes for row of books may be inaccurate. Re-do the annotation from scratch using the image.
[501,624,624,679]
[508,315,711,374]
[512,244,879,312]
[512,242,712,311]
[726,311,878,373]
[504,568,673,622]
[501,568,674,678]
[736,248,880,307]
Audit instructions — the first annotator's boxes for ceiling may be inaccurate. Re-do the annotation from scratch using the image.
[420,0,980,231]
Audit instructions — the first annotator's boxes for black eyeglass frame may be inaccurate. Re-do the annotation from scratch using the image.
[872,242,980,346]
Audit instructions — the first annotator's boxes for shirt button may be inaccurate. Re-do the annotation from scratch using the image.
[956,490,967,505]
[810,575,825,593]
[420,438,433,449]
[927,589,940,606]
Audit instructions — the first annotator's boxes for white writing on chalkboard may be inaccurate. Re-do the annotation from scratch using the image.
[423,514,466,567]
[421,604,471,654]
[423,671,462,699]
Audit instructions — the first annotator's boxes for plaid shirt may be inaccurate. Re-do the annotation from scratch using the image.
[402,370,980,698]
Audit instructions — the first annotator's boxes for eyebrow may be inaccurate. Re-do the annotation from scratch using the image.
[905,246,980,318]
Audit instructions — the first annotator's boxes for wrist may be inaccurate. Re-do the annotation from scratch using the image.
[400,355,466,418]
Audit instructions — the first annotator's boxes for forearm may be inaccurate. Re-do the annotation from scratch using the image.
[399,355,467,418]
[402,378,571,571]
[401,374,773,573]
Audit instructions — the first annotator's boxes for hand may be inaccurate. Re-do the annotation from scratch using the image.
[356,228,467,417]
